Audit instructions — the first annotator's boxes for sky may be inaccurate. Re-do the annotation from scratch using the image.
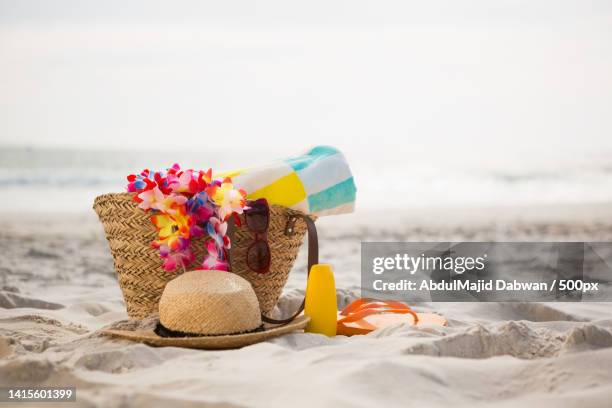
[0,0,611,159]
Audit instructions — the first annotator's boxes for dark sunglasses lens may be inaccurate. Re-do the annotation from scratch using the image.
[247,240,271,273]
[246,204,269,233]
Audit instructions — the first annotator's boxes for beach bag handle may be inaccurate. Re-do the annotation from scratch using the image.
[261,214,318,325]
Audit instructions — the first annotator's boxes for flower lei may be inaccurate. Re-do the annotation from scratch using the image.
[126,164,247,272]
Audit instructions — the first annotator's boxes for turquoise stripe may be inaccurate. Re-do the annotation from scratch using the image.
[308,145,340,157]
[307,177,356,212]
[286,145,340,172]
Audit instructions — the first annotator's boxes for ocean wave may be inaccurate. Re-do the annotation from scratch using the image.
[2,147,612,210]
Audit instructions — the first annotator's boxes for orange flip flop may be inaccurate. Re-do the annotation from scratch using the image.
[337,298,447,336]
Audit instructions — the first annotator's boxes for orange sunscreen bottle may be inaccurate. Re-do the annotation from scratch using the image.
[304,264,338,336]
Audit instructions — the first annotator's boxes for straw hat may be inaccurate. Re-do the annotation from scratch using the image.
[102,270,309,349]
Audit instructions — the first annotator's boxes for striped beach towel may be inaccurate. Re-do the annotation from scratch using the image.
[219,146,356,216]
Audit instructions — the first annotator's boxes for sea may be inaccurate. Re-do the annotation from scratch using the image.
[2,146,612,213]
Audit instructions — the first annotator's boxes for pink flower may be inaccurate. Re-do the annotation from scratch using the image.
[206,216,230,250]
[138,188,187,214]
[157,193,187,214]
[159,243,194,272]
[187,192,215,224]
[137,187,165,211]
[200,240,229,271]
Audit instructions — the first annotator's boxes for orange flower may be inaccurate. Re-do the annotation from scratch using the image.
[151,207,192,251]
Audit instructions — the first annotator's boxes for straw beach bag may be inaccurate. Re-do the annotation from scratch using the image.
[94,192,317,319]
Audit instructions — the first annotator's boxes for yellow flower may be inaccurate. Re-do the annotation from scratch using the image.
[206,178,247,221]
[151,209,192,250]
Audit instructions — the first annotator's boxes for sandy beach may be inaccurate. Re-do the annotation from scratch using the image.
[3,0,612,405]
[1,204,612,407]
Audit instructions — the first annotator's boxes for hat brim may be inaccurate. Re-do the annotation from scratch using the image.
[101,315,310,350]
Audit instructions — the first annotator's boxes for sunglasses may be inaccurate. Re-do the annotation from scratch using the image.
[244,198,271,274]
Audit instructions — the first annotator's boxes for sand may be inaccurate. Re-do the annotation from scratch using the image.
[2,204,612,407]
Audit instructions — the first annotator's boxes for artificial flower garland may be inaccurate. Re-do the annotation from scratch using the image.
[126,164,247,272]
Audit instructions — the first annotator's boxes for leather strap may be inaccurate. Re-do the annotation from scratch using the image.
[261,214,318,325]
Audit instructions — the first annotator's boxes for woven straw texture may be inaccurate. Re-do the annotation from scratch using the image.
[102,315,310,349]
[93,192,314,319]
[159,270,262,335]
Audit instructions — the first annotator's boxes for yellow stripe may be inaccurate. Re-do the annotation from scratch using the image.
[247,172,306,208]
[215,169,245,179]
